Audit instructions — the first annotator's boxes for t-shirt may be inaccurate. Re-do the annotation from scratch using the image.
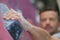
[52,32,60,39]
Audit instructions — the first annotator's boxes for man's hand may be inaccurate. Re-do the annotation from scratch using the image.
[3,9,31,31]
[4,9,21,20]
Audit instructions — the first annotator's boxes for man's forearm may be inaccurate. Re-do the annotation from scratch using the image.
[51,36,60,40]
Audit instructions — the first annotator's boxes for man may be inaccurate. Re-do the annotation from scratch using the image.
[4,9,60,40]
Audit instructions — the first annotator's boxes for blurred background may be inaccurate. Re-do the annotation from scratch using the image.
[0,0,60,40]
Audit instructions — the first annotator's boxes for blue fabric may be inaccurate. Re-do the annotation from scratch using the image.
[4,20,23,40]
[53,32,60,39]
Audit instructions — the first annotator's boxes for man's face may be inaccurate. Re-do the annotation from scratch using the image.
[40,11,58,34]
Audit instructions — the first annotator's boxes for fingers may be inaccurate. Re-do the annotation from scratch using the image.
[3,9,18,20]
[11,15,19,20]
[4,12,11,20]
[4,13,18,20]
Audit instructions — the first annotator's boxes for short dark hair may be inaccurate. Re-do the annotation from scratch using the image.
[39,8,60,21]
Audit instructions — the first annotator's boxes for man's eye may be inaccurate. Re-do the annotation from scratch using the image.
[41,19,46,22]
[50,18,55,21]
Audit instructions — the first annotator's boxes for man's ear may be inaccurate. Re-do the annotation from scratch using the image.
[58,22,60,27]
[57,22,60,32]
[58,22,60,26]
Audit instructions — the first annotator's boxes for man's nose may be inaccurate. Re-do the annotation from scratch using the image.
[46,20,50,24]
